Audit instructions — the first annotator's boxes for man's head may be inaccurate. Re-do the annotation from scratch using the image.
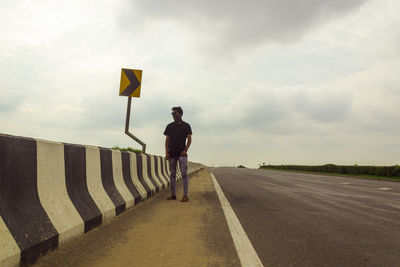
[171,106,183,122]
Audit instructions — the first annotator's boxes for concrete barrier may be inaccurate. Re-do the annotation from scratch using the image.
[0,135,59,266]
[156,156,170,186]
[141,154,159,194]
[153,155,168,187]
[147,155,164,190]
[102,148,130,214]
[135,154,154,198]
[36,139,84,245]
[0,214,20,267]
[0,133,203,266]
[129,153,148,200]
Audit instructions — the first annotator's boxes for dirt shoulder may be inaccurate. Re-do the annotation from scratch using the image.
[35,168,241,267]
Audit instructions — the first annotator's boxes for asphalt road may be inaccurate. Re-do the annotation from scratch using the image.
[212,167,400,267]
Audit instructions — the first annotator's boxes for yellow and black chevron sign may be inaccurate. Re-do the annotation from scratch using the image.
[119,68,142,97]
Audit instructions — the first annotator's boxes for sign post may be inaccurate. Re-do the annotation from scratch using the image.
[119,68,146,153]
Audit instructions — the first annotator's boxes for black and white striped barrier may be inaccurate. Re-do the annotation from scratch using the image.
[0,133,203,266]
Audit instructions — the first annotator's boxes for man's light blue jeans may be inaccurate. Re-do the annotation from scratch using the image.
[169,156,188,196]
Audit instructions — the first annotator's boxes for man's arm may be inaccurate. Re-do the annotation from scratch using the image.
[165,136,170,160]
[180,134,192,156]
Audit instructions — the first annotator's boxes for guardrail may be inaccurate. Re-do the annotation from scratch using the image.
[0,133,203,266]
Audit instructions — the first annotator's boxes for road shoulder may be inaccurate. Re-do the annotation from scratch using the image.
[35,168,241,267]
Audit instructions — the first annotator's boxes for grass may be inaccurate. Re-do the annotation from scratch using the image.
[260,167,400,182]
[111,146,142,154]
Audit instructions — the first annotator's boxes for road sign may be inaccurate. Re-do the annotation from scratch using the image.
[119,68,142,98]
[119,67,146,153]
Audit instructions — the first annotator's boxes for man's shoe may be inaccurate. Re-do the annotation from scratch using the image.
[167,195,176,200]
[181,195,189,202]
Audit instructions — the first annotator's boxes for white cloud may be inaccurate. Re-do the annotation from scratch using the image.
[123,0,367,47]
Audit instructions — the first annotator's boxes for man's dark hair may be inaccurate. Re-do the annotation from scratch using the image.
[172,106,183,115]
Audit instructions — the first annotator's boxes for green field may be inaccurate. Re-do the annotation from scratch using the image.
[259,164,400,181]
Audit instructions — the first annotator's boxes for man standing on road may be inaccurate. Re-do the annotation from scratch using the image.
[164,106,192,202]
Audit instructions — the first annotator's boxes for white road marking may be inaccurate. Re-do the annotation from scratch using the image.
[341,182,351,185]
[211,173,264,267]
[378,187,392,191]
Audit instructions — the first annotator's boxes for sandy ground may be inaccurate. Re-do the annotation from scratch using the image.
[35,168,241,267]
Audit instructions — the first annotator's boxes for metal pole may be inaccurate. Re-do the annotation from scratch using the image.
[125,97,146,153]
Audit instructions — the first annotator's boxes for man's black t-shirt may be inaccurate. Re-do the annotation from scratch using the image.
[163,121,192,157]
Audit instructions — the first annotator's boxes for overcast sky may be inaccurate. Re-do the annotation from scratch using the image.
[1,0,399,168]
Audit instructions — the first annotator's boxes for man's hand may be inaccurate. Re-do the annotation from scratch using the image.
[180,150,187,157]
[165,136,170,160]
